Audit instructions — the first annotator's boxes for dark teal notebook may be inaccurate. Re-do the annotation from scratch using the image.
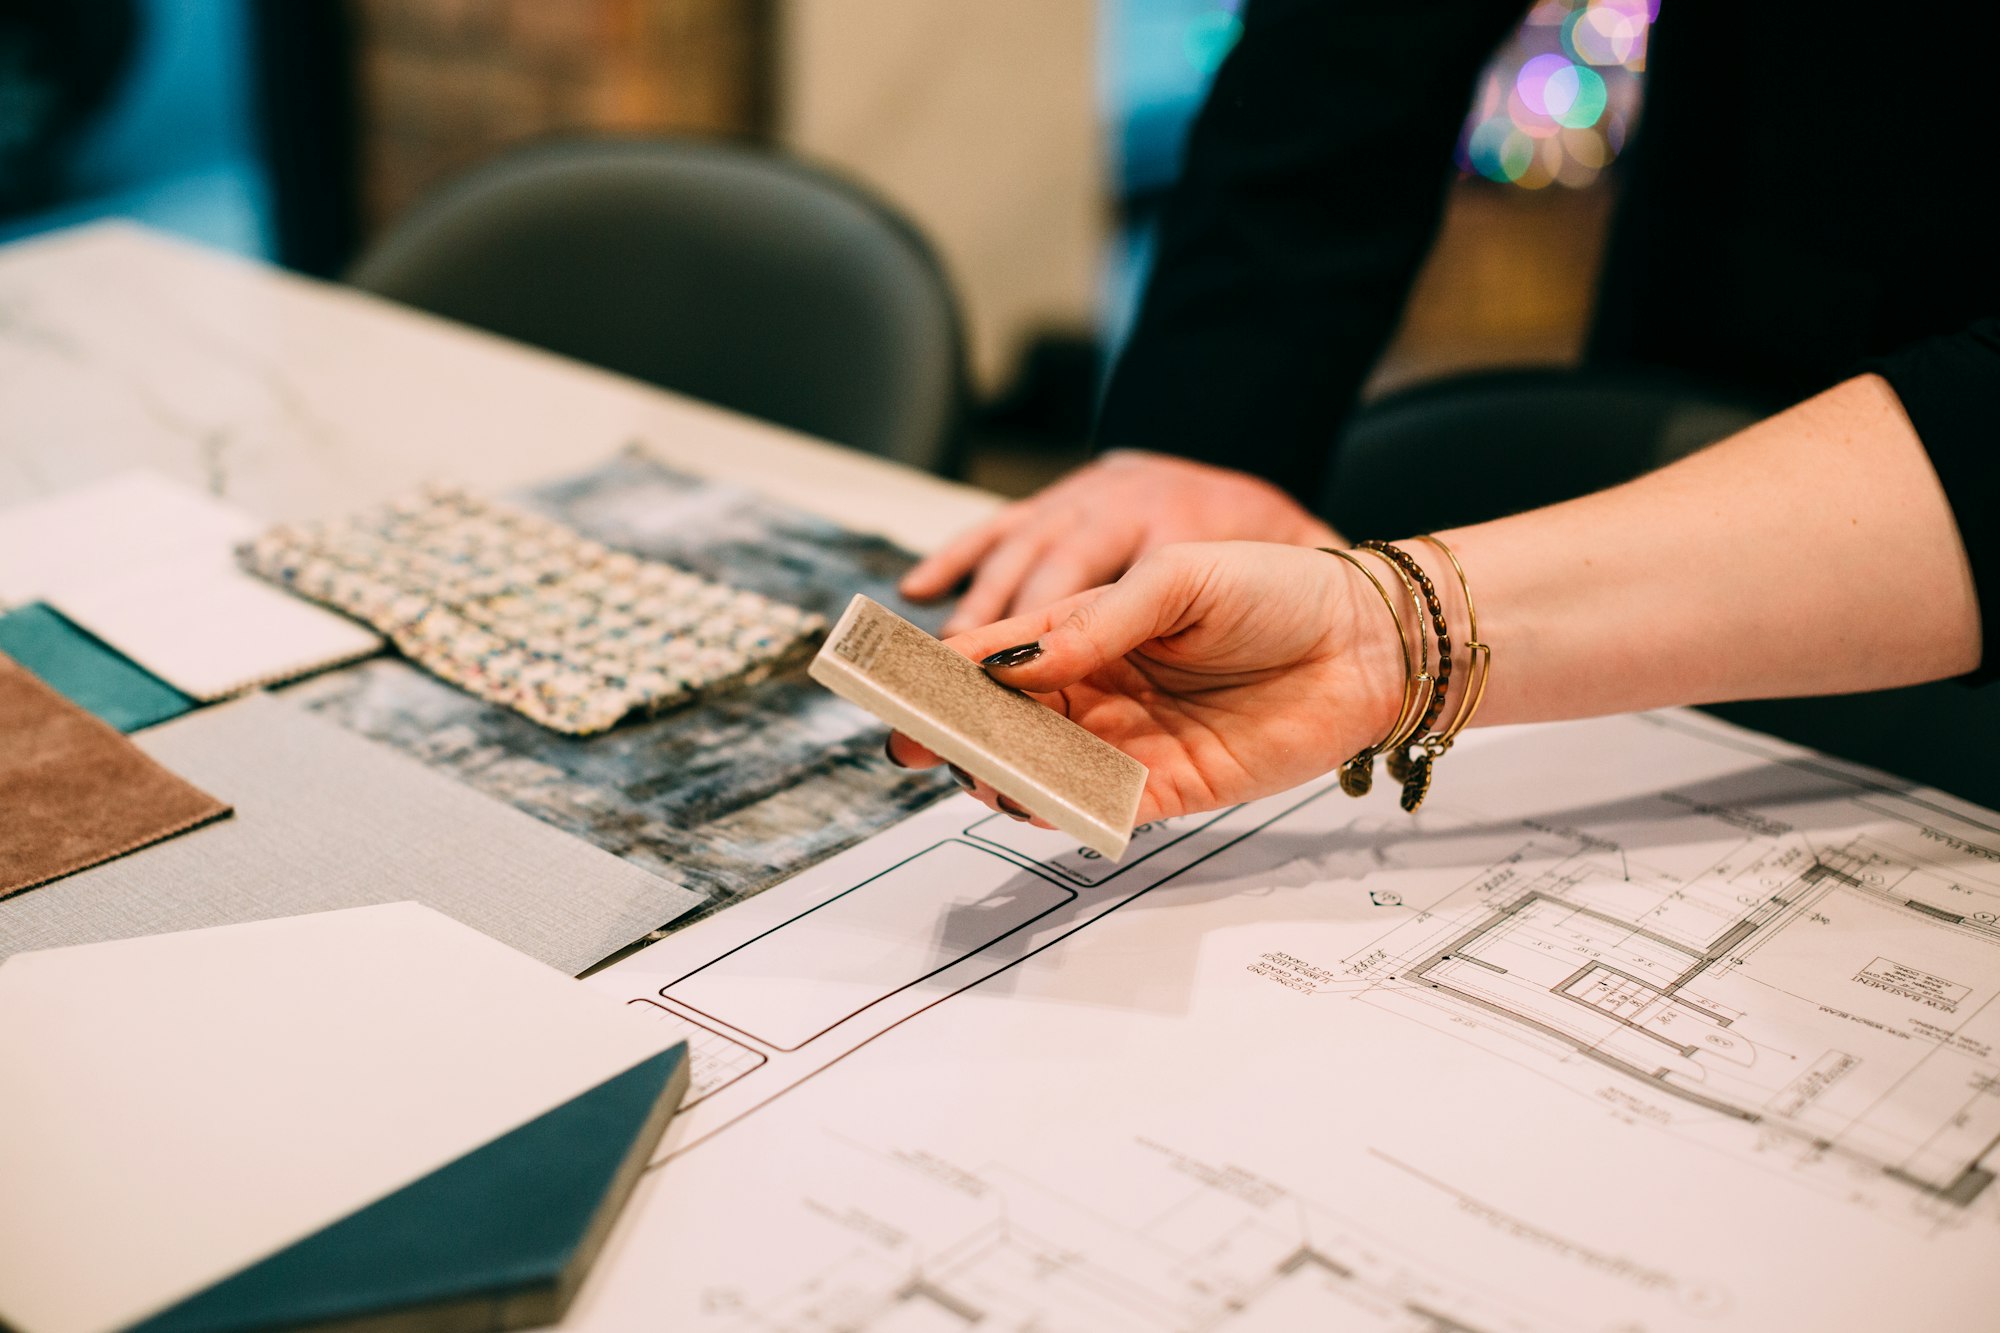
[131,1043,689,1333]
[0,602,195,732]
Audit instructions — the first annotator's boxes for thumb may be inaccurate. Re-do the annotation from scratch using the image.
[980,551,1199,692]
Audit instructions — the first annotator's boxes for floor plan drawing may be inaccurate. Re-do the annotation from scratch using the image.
[1339,762,2000,1208]
[572,710,2000,1333]
[703,1133,1568,1333]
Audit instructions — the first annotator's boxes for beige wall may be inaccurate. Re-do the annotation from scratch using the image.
[776,0,1106,394]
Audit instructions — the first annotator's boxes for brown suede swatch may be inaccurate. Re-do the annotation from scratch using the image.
[1,653,231,900]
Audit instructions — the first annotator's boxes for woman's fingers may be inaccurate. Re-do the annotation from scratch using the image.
[939,524,1062,636]
[941,591,1101,664]
[977,550,1200,694]
[883,730,941,769]
[898,507,1018,602]
[1003,529,1135,625]
[888,737,1058,828]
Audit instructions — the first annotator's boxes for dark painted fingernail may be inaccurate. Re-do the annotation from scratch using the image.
[981,642,1043,670]
[883,735,909,768]
[947,765,977,793]
[997,795,1035,822]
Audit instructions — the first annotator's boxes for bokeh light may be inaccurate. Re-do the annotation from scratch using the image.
[1454,0,1649,190]
[1515,53,1572,117]
[1546,64,1608,127]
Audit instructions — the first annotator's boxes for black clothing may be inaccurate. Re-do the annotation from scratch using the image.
[1098,0,1524,502]
[1877,320,2000,681]
[1097,0,2000,662]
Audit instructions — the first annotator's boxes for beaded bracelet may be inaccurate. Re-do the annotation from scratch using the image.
[1358,540,1454,810]
[1377,535,1492,812]
[1353,546,1435,795]
[1411,533,1491,747]
[1320,548,1424,797]
[1356,544,1434,728]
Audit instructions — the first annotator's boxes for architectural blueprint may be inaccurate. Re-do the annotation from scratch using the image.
[570,709,2000,1331]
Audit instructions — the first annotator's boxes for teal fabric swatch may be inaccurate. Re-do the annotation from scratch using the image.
[133,1044,688,1333]
[0,602,195,732]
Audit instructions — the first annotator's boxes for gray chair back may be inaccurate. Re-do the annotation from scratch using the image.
[349,137,967,473]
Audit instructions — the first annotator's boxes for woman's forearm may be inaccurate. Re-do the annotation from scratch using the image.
[930,373,1982,824]
[1415,373,1981,728]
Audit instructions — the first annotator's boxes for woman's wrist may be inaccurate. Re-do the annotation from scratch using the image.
[1323,535,1493,793]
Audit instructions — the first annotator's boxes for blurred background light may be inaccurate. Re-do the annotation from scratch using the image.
[1516,53,1571,117]
[1456,0,1650,190]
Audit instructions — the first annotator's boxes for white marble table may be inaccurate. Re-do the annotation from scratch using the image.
[0,222,999,553]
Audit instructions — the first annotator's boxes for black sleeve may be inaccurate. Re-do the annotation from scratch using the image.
[1093,0,1527,502]
[1874,319,2000,682]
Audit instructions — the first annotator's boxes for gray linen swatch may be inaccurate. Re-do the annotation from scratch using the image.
[0,693,700,973]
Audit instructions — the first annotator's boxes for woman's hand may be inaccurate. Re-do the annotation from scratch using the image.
[897,375,1993,825]
[898,452,1341,636]
[886,542,1404,825]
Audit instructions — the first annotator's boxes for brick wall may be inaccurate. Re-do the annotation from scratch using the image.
[351,0,773,233]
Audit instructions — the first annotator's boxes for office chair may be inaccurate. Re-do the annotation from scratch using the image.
[1324,367,2000,811]
[1322,367,1763,538]
[349,137,968,475]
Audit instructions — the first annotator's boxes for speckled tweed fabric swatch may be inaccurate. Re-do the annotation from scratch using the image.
[239,486,826,735]
[0,472,383,700]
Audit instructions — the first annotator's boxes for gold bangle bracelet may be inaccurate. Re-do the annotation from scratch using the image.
[1321,548,1421,798]
[1351,545,1434,754]
[1411,534,1491,745]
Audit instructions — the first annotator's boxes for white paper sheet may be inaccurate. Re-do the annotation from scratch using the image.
[572,710,2000,1331]
[0,903,677,1333]
[0,470,381,698]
